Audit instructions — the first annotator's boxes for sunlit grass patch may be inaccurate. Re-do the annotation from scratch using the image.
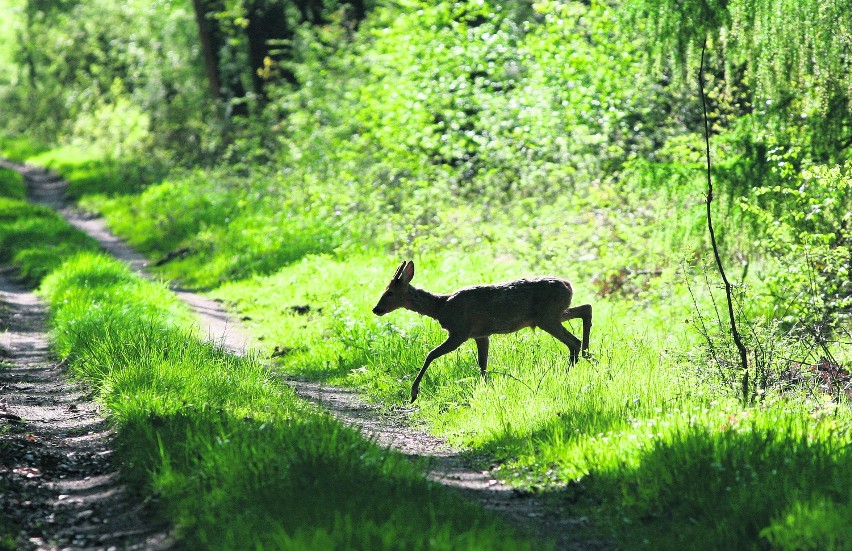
[215,249,852,549]
[761,495,852,551]
[0,167,25,199]
[216,256,694,446]
[0,135,50,162]
[600,407,852,550]
[86,169,343,288]
[0,198,100,286]
[28,146,165,199]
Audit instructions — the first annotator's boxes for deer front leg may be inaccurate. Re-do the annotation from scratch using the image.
[539,319,583,365]
[475,337,489,378]
[562,303,593,358]
[411,333,466,403]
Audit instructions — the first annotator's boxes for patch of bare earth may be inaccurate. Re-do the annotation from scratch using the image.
[4,160,615,550]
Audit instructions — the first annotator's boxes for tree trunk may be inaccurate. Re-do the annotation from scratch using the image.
[191,0,221,101]
[245,0,296,101]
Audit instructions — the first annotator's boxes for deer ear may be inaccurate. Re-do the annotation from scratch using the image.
[392,261,406,281]
[401,260,415,283]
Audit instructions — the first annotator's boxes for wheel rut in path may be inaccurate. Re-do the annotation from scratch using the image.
[0,267,172,550]
[4,160,615,550]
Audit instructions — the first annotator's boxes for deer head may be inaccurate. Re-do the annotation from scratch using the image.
[372,260,414,316]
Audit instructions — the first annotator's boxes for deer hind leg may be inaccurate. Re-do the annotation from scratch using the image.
[411,333,467,403]
[475,337,489,378]
[562,303,592,357]
[538,319,583,365]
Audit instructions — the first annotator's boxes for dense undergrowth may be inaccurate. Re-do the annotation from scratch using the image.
[2,0,852,548]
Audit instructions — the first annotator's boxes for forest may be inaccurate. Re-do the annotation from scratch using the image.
[0,0,850,549]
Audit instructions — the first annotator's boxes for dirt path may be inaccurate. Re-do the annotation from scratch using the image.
[0,267,172,550]
[2,160,614,550]
[288,380,610,550]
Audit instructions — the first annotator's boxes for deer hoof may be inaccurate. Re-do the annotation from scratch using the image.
[410,386,419,403]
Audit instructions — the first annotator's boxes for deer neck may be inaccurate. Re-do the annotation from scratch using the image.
[405,285,448,320]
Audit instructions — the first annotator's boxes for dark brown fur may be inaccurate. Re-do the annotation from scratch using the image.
[373,261,592,402]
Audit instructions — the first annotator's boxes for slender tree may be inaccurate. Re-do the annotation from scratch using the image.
[192,0,249,115]
[698,40,751,404]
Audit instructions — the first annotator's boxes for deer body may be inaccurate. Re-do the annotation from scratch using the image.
[373,261,592,402]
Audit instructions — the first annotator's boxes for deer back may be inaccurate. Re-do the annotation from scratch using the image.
[438,277,573,338]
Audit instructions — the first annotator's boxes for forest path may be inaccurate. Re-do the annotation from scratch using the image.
[3,160,613,551]
[0,272,172,549]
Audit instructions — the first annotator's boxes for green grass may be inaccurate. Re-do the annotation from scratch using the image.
[0,145,546,548]
[212,251,852,550]
[2,0,850,541]
[82,168,341,288]
[38,252,543,550]
[0,139,167,199]
[0,169,546,548]
[607,410,852,550]
[0,195,100,286]
[0,135,50,163]
[0,168,25,199]
[6,126,852,550]
[0,165,23,549]
[0,161,99,547]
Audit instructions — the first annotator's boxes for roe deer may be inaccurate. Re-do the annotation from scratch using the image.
[372,260,592,402]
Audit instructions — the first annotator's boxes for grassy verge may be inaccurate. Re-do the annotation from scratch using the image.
[213,254,852,550]
[0,136,50,163]
[0,167,25,199]
[0,167,100,285]
[0,169,543,549]
[0,137,166,199]
[0,165,100,548]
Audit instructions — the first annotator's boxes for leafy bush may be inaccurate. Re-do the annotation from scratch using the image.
[739,160,851,334]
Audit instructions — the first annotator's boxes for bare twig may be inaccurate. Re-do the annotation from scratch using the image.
[698,40,751,404]
[488,369,535,394]
[683,262,730,386]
